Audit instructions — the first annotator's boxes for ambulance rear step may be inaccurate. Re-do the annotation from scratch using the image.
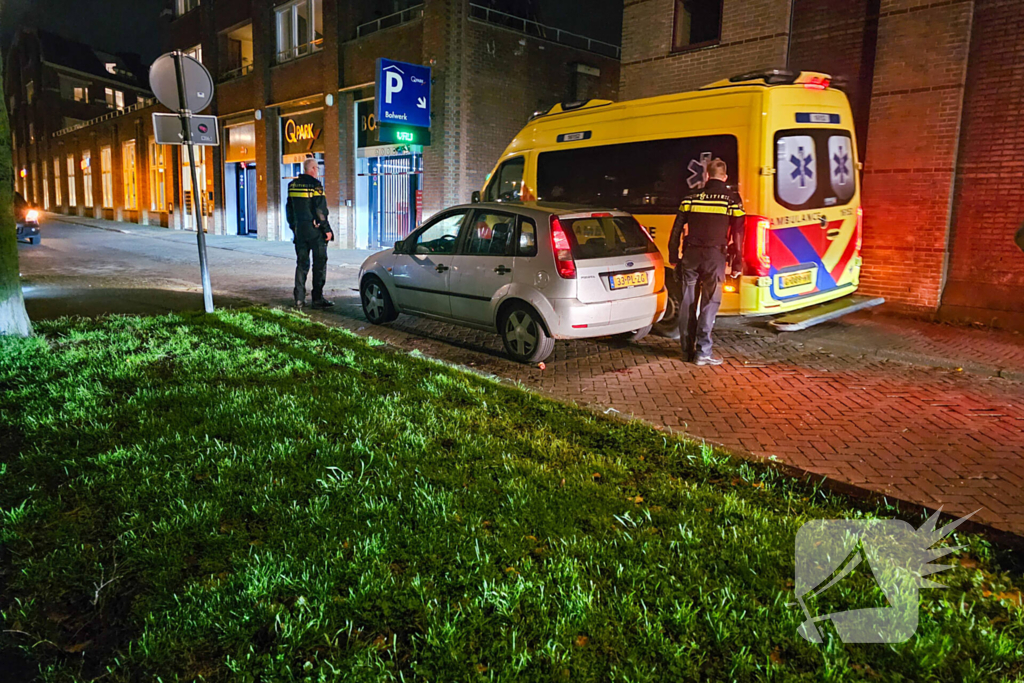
[769,295,885,332]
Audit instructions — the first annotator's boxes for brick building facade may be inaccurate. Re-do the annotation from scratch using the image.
[7,0,618,253]
[621,0,1024,329]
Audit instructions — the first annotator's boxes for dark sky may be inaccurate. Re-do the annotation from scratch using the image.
[0,0,623,64]
[1,0,167,62]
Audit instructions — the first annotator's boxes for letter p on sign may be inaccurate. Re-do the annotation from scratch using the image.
[385,71,403,104]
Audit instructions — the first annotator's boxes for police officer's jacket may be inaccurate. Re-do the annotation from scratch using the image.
[668,178,745,264]
[286,174,333,242]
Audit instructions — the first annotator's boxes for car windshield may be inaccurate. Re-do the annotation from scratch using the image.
[561,215,657,260]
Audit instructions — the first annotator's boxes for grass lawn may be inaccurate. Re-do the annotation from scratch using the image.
[0,308,1022,682]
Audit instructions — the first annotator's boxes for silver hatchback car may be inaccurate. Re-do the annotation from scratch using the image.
[358,202,667,363]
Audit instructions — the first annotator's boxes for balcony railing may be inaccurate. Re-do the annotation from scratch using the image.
[468,4,620,59]
[53,97,157,137]
[219,63,254,83]
[275,38,324,65]
[355,4,424,39]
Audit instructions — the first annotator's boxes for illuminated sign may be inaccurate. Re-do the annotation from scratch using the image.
[281,111,325,155]
[376,122,431,146]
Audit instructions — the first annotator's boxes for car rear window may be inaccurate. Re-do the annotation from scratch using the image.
[562,215,657,260]
[774,129,856,211]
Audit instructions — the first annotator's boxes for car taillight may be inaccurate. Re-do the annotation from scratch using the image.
[26,209,39,222]
[550,217,576,279]
[803,75,831,90]
[855,207,863,254]
[743,215,771,277]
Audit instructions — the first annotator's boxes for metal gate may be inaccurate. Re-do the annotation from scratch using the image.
[366,154,422,249]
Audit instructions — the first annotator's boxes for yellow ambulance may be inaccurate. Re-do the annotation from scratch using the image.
[478,70,868,329]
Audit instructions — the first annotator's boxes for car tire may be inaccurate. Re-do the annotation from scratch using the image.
[615,325,652,343]
[500,303,555,364]
[361,276,398,324]
[654,268,682,339]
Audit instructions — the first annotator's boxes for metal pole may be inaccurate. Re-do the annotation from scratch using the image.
[172,51,214,314]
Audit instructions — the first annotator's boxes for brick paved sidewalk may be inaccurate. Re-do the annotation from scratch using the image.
[316,302,1024,538]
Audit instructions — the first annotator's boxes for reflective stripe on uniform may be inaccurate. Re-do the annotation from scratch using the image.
[689,204,729,215]
[728,204,745,217]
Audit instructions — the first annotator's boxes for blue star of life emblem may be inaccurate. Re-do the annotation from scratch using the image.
[833,147,850,184]
[687,152,713,189]
[790,147,814,188]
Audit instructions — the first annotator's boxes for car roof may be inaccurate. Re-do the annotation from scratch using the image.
[445,201,630,217]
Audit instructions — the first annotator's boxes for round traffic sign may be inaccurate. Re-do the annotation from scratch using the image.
[149,53,214,113]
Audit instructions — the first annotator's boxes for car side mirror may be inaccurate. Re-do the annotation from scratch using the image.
[394,240,405,253]
[471,191,481,204]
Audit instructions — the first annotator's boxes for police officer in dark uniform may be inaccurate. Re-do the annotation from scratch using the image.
[668,158,745,365]
[287,157,334,309]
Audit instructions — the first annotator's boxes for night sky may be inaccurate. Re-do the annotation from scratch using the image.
[1,0,623,64]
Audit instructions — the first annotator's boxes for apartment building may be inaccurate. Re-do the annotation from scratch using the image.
[8,0,619,251]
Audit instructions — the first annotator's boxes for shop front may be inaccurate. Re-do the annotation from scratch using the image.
[224,122,257,237]
[355,99,423,250]
[280,109,325,242]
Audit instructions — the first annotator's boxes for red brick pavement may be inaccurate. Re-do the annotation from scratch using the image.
[322,303,1024,537]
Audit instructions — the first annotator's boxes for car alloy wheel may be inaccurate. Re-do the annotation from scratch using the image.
[364,282,385,321]
[505,310,539,357]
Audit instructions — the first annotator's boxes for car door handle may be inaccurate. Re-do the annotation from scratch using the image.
[826,228,841,240]
[494,265,511,275]
[435,264,450,273]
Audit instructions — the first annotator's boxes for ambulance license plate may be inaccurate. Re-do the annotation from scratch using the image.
[610,271,649,290]
[780,270,814,289]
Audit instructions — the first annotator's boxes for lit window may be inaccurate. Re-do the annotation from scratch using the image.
[115,91,125,110]
[276,0,323,63]
[122,141,138,210]
[54,158,62,207]
[25,80,34,104]
[672,0,723,51]
[67,155,77,207]
[105,87,115,108]
[29,122,35,143]
[149,137,167,212]
[101,146,114,208]
[184,44,203,64]
[82,151,94,209]
[74,87,87,102]
[43,162,50,210]
[105,63,117,75]
[176,0,200,16]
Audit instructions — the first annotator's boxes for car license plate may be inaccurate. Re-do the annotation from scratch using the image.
[610,271,649,290]
[780,270,814,289]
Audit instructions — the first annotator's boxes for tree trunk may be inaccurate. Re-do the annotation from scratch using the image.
[0,63,32,337]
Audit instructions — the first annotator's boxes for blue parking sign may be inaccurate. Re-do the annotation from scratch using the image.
[375,59,432,129]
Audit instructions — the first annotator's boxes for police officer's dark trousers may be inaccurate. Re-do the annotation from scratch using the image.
[294,232,328,303]
[678,246,727,359]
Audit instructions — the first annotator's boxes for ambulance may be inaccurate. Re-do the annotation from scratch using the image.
[477,70,880,330]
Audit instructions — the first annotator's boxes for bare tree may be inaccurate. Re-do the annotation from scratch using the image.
[0,64,32,337]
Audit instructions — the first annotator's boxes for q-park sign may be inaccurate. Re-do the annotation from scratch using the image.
[375,58,431,129]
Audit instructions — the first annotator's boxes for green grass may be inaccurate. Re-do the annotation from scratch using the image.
[0,308,1021,682]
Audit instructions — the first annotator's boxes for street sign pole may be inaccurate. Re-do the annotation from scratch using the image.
[172,51,214,314]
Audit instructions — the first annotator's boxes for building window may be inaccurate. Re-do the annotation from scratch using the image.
[105,88,125,110]
[28,122,35,143]
[672,0,723,51]
[67,154,77,207]
[276,0,323,63]
[25,80,34,104]
[137,95,146,107]
[101,146,114,208]
[82,150,94,209]
[31,161,39,204]
[184,44,203,64]
[122,141,138,210]
[43,162,50,210]
[59,75,90,102]
[176,0,200,16]
[149,137,167,212]
[223,23,254,77]
[54,158,62,207]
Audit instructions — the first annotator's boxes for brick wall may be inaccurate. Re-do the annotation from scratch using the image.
[460,21,619,203]
[788,0,880,158]
[940,0,1024,328]
[619,0,791,100]
[859,0,974,310]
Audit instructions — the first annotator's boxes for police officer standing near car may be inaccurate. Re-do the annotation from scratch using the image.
[287,157,334,309]
[668,158,745,365]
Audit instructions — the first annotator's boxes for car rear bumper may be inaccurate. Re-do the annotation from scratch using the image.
[548,288,667,339]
